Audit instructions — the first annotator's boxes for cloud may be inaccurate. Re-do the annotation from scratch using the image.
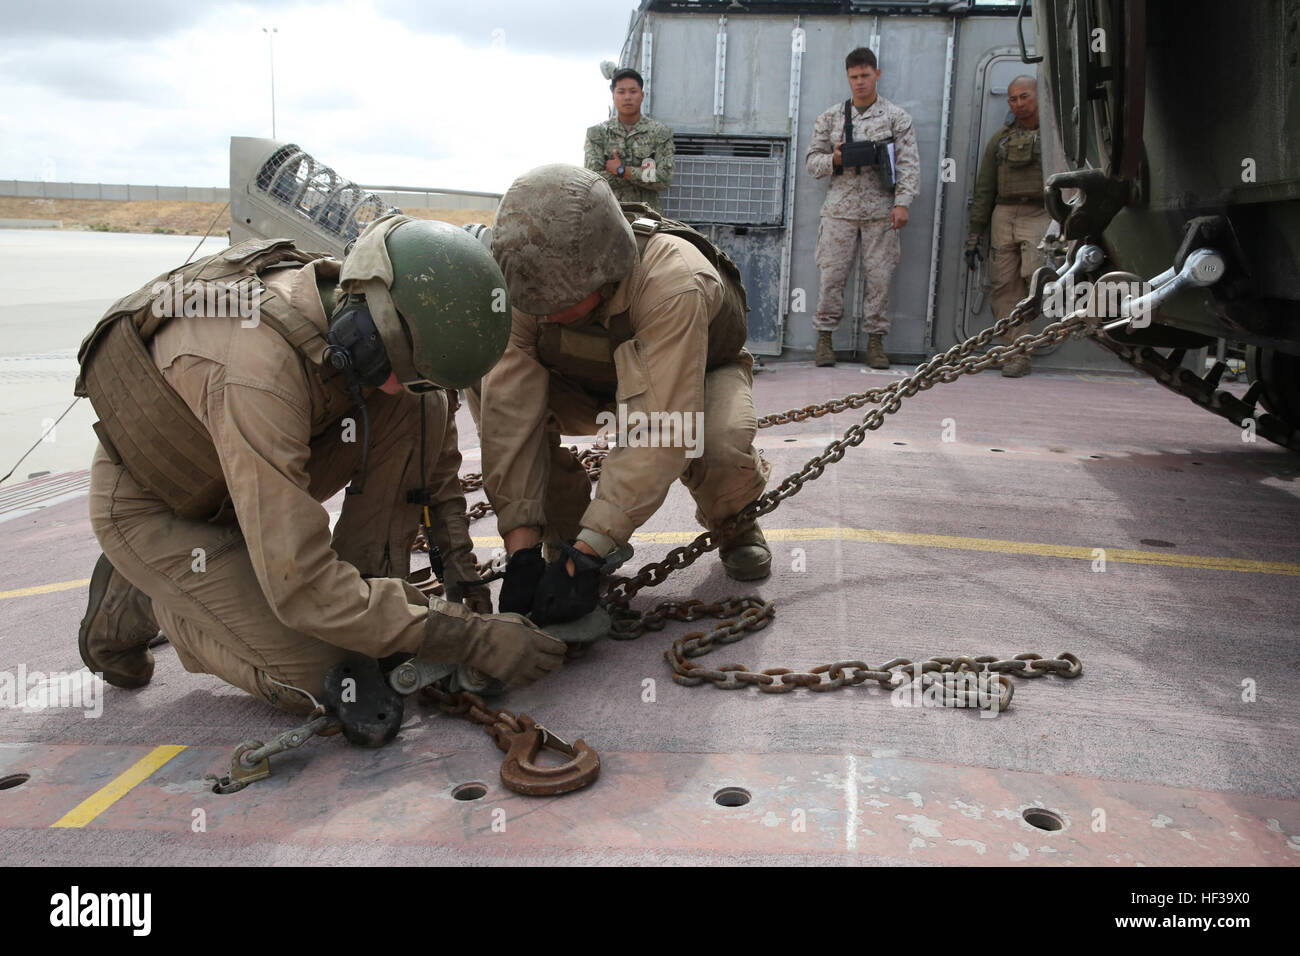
[373,0,639,57]
[1,0,301,40]
[0,0,621,192]
[0,41,187,107]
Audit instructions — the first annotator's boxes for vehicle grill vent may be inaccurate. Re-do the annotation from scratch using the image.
[663,137,787,226]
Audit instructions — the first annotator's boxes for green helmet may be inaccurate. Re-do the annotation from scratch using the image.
[341,215,510,390]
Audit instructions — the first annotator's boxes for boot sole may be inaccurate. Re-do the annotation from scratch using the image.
[77,554,152,689]
[721,553,773,581]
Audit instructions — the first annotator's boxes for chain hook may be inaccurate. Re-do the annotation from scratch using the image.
[489,713,601,796]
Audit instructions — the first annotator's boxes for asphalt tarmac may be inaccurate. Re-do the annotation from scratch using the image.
[0,228,229,479]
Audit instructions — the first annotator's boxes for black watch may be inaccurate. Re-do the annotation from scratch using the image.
[616,164,626,178]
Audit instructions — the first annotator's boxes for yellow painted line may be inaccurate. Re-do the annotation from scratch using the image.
[0,577,90,601]
[50,745,187,829]
[471,528,1300,577]
[1071,374,1144,385]
[10,528,1295,610]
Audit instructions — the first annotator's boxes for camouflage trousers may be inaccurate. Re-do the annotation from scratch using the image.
[813,216,901,335]
[991,203,1053,332]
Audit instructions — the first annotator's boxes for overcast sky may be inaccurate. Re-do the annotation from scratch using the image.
[0,0,640,193]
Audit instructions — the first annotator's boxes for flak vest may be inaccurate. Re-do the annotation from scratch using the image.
[994,122,1044,202]
[75,238,347,521]
[536,203,750,397]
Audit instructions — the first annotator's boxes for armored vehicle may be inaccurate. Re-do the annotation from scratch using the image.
[1031,0,1299,449]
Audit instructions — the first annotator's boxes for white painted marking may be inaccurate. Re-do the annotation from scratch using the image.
[844,754,859,853]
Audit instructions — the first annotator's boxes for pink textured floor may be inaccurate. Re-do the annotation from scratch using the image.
[2,359,1298,865]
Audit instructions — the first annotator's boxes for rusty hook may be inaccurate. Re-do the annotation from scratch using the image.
[490,713,600,796]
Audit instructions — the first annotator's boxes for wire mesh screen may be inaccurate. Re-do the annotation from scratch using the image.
[254,145,399,243]
[662,139,786,226]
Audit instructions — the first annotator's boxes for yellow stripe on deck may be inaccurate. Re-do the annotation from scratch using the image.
[473,528,1300,576]
[50,745,187,829]
[0,577,90,600]
[4,528,1296,609]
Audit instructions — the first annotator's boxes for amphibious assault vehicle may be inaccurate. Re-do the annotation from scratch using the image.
[1029,0,1299,449]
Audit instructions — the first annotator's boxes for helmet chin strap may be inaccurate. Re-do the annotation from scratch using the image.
[324,294,391,496]
[341,376,371,497]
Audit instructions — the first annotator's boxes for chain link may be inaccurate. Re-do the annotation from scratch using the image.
[415,271,1088,711]
[661,602,1082,704]
[418,685,534,755]
[604,272,1079,609]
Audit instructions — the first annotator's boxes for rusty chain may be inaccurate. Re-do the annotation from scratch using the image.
[603,269,1083,610]
[412,268,1090,706]
[217,266,1101,797]
[419,684,523,738]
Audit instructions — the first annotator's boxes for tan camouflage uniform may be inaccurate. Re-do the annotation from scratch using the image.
[479,239,768,553]
[86,262,478,714]
[805,95,920,334]
[968,121,1053,324]
[584,115,675,212]
[478,166,769,558]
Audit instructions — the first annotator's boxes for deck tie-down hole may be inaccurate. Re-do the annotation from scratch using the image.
[892,441,907,446]
[990,448,1005,453]
[452,782,487,801]
[0,773,30,791]
[1023,807,1064,831]
[783,438,797,443]
[714,787,751,808]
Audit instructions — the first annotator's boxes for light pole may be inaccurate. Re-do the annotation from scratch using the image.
[262,26,278,139]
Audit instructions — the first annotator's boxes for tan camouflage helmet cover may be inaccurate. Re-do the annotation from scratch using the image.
[492,164,639,315]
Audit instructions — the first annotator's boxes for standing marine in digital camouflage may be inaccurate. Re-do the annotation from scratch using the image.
[805,47,920,370]
[475,164,771,629]
[965,75,1051,378]
[74,216,565,729]
[584,67,674,212]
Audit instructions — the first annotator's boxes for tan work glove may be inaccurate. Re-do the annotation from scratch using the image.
[419,597,566,689]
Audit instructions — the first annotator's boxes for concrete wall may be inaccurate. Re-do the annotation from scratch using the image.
[0,180,500,211]
[0,180,231,202]
[368,189,500,211]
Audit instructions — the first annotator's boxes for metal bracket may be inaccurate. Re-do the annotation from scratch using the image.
[206,711,338,794]
[1044,168,1135,241]
[1017,0,1043,63]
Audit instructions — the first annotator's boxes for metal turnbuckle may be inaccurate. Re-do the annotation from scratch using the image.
[488,713,601,796]
[206,710,339,794]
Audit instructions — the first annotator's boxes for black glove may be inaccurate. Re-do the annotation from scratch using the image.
[531,541,603,626]
[964,247,983,272]
[498,544,545,616]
